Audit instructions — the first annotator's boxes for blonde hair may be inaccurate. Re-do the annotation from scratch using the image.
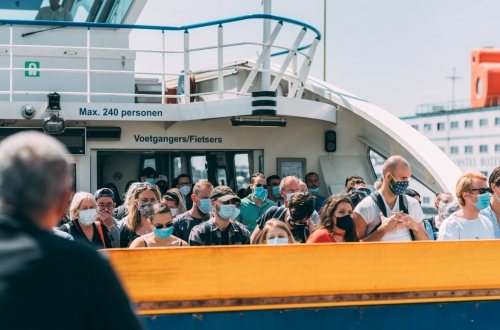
[192,179,213,195]
[69,192,96,221]
[455,171,487,206]
[126,183,161,232]
[255,219,295,244]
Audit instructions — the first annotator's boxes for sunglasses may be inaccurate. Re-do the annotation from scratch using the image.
[470,187,492,194]
[353,179,365,184]
[287,217,308,226]
[222,200,241,208]
[255,183,268,189]
[154,223,173,230]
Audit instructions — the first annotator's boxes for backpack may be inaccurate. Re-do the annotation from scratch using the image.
[369,192,434,240]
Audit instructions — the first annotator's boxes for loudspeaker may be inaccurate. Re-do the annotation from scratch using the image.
[325,130,336,152]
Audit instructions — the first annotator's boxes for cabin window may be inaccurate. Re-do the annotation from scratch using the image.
[450,146,459,154]
[464,120,473,128]
[423,197,430,205]
[173,157,182,179]
[423,123,432,131]
[143,158,156,171]
[479,119,488,127]
[439,147,445,152]
[481,171,489,177]
[495,144,500,153]
[436,122,445,131]
[190,156,208,183]
[464,145,473,154]
[450,121,459,129]
[234,154,250,192]
[479,145,488,153]
[216,168,228,186]
[411,124,419,131]
[496,118,500,126]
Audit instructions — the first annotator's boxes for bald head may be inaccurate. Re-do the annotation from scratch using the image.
[382,155,410,176]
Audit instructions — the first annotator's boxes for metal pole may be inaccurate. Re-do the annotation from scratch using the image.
[161,30,166,104]
[183,29,190,103]
[217,24,224,100]
[446,67,461,110]
[86,27,91,103]
[262,0,272,91]
[323,0,327,81]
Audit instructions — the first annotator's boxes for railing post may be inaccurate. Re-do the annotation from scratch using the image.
[262,0,272,91]
[9,25,13,102]
[217,24,224,100]
[290,37,319,99]
[183,29,190,103]
[86,27,91,103]
[161,30,166,104]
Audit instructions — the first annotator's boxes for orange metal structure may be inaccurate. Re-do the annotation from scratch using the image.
[471,48,500,108]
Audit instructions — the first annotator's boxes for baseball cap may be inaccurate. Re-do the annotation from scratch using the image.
[94,188,115,201]
[209,185,241,202]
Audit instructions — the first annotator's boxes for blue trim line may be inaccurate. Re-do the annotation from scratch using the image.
[0,14,321,57]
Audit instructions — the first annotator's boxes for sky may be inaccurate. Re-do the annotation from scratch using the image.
[136,0,500,117]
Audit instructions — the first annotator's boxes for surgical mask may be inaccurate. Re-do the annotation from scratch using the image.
[309,187,320,196]
[179,185,191,196]
[217,204,239,220]
[335,214,354,231]
[267,237,289,245]
[254,186,268,200]
[79,209,97,226]
[138,202,155,218]
[154,227,173,239]
[170,208,179,217]
[389,176,409,195]
[473,192,491,211]
[438,201,450,214]
[146,178,156,185]
[197,198,212,214]
[272,186,281,197]
[286,192,300,201]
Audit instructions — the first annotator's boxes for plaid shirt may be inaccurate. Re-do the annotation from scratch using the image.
[189,218,250,246]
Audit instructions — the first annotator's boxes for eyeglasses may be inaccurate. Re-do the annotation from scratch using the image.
[136,182,156,188]
[154,223,173,230]
[470,187,492,194]
[255,183,268,189]
[97,203,114,209]
[222,200,241,208]
[178,181,191,186]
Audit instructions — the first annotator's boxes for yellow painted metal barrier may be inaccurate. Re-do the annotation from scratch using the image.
[104,240,500,315]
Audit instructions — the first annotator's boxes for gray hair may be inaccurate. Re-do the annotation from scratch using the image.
[0,131,72,217]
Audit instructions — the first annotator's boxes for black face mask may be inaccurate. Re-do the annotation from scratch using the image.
[335,214,354,231]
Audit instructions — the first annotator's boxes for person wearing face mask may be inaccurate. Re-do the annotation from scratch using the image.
[307,194,359,243]
[305,172,327,212]
[172,180,213,242]
[119,183,161,247]
[254,219,296,244]
[59,192,112,249]
[236,173,276,233]
[266,174,284,206]
[175,173,194,210]
[480,166,500,238]
[162,189,187,218]
[353,155,428,242]
[426,192,454,231]
[189,186,250,246]
[251,189,316,244]
[140,167,158,185]
[129,203,187,248]
[438,171,494,240]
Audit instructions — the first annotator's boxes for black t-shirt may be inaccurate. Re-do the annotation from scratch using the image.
[59,221,112,249]
[119,225,139,248]
[256,206,310,243]
[0,211,142,330]
[172,211,207,242]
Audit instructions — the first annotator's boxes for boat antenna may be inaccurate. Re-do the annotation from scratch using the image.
[446,67,461,110]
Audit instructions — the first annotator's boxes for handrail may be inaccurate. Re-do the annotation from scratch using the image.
[0,13,321,56]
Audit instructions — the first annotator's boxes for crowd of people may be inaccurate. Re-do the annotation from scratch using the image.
[56,155,500,248]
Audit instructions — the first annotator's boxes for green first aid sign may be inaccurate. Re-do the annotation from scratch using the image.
[25,61,40,77]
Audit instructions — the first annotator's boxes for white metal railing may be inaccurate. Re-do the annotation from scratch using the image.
[0,14,321,104]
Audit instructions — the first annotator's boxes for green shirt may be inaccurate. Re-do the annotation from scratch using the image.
[236,195,276,233]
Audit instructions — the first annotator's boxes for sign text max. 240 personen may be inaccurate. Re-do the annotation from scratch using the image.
[79,107,163,119]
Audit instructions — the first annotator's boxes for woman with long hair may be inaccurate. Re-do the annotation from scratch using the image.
[307,194,359,243]
[119,183,161,247]
[254,219,296,245]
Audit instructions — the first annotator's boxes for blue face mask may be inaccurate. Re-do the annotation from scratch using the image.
[389,175,409,195]
[272,186,280,197]
[154,226,173,239]
[146,178,156,185]
[198,198,212,214]
[217,204,239,220]
[308,187,320,196]
[473,192,491,211]
[254,186,268,200]
[267,237,289,245]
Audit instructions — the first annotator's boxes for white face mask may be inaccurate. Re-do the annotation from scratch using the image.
[79,209,97,226]
[438,201,450,214]
[170,208,179,217]
[267,237,289,245]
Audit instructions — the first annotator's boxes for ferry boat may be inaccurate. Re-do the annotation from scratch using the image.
[3,1,499,329]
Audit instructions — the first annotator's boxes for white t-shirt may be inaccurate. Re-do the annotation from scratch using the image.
[354,194,424,241]
[437,213,494,240]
